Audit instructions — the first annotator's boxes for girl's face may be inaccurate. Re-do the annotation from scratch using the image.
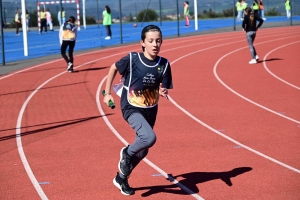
[141,31,162,60]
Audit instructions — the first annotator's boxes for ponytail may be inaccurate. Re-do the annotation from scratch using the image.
[245,7,255,27]
[250,13,255,26]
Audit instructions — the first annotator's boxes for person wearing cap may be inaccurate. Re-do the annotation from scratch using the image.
[103,25,173,195]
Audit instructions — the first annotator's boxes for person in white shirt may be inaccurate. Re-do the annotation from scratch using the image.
[46,8,53,31]
[59,16,77,73]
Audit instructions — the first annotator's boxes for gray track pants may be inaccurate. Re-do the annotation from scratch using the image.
[127,112,157,171]
[246,31,257,59]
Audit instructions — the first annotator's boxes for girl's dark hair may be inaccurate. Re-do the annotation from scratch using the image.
[105,5,111,14]
[141,25,162,51]
[185,1,189,5]
[68,16,76,23]
[245,7,255,27]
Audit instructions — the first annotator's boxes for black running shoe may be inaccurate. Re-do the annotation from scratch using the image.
[119,146,132,176]
[113,172,134,195]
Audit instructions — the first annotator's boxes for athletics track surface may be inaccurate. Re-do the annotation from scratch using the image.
[0,25,299,199]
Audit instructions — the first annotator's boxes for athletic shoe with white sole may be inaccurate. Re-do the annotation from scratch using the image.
[255,55,259,61]
[249,59,257,64]
[113,172,134,195]
[119,146,132,176]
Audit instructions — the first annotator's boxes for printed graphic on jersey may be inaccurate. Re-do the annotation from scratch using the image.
[62,30,75,40]
[128,88,159,107]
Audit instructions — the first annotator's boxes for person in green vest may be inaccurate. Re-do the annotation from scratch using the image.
[285,0,291,19]
[102,5,112,40]
[241,0,248,19]
[252,0,259,16]
[236,0,243,21]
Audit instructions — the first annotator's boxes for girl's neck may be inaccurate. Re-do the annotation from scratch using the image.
[143,52,157,60]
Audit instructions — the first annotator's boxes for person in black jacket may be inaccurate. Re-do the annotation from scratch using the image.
[242,7,264,64]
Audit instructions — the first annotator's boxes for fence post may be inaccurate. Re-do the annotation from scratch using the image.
[119,0,123,44]
[0,0,5,65]
[233,0,236,31]
[176,0,180,36]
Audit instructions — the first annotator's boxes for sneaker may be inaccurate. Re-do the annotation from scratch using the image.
[67,62,73,70]
[105,36,111,40]
[262,18,266,21]
[249,59,257,64]
[68,67,74,73]
[113,172,134,195]
[255,55,259,61]
[119,146,132,176]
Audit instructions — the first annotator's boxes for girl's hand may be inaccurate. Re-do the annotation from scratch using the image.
[103,93,114,107]
[159,83,168,98]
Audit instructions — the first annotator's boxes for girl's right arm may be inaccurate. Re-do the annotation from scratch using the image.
[103,63,118,107]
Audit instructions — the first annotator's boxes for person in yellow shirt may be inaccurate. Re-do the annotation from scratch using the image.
[40,8,47,34]
[15,10,21,35]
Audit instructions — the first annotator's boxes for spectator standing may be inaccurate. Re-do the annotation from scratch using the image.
[40,8,47,34]
[59,16,77,73]
[252,0,259,16]
[285,0,291,19]
[58,8,66,26]
[15,10,21,35]
[259,0,266,20]
[183,1,190,26]
[46,8,53,31]
[22,9,30,31]
[242,0,248,19]
[102,5,112,40]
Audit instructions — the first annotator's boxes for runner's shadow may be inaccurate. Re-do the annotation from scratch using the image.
[258,58,283,63]
[134,167,252,197]
[78,66,109,72]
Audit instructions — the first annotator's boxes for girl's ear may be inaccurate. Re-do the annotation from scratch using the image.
[140,40,145,48]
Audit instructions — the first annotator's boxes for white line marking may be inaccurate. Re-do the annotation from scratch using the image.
[168,96,300,174]
[213,35,300,124]
[263,41,300,90]
[96,76,204,200]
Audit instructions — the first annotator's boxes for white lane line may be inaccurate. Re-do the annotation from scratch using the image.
[263,41,300,90]
[167,95,300,174]
[213,35,300,124]
[96,76,204,200]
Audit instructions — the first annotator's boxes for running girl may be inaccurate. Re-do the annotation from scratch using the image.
[103,25,173,195]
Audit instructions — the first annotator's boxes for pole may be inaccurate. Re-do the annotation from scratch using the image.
[119,0,123,44]
[233,0,236,31]
[21,0,28,56]
[83,0,86,29]
[59,0,62,26]
[97,0,99,28]
[0,0,5,65]
[194,0,198,30]
[159,0,162,26]
[176,0,179,36]
[290,0,293,26]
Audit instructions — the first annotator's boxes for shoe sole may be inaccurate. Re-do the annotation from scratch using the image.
[118,147,127,176]
[113,178,131,196]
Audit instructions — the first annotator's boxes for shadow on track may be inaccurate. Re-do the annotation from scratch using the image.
[135,167,252,197]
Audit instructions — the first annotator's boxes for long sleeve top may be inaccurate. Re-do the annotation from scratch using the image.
[242,14,263,32]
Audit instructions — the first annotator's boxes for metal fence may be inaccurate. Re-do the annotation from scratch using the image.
[0,0,299,65]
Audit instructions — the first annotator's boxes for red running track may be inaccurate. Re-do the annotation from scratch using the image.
[0,26,299,200]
